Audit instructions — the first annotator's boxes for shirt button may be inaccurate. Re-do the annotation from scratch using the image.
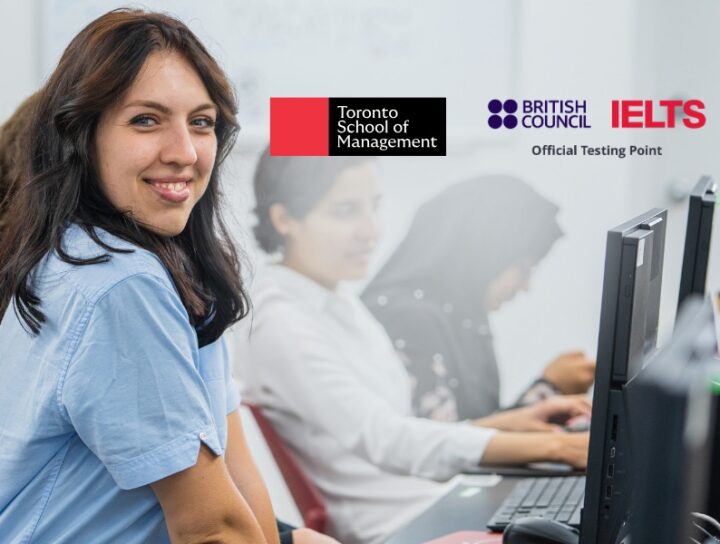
[377,295,388,306]
[413,289,425,300]
[199,432,207,440]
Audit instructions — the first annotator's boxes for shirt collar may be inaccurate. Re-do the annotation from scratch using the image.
[263,264,338,312]
[261,264,358,326]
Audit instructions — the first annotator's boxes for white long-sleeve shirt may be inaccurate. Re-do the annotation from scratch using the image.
[231,265,496,544]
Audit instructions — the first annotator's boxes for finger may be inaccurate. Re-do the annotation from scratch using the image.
[552,397,591,416]
[567,394,592,404]
[570,400,592,415]
[553,394,592,409]
[572,456,588,469]
[531,421,564,433]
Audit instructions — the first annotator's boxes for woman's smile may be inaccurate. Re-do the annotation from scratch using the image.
[144,176,193,203]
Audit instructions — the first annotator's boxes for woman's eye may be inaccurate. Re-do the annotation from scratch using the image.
[192,117,216,129]
[129,115,158,127]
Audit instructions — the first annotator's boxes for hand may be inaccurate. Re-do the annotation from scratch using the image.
[551,432,590,469]
[542,351,596,394]
[473,395,591,432]
[481,430,589,468]
[292,528,342,544]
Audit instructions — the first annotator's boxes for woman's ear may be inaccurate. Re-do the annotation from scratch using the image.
[269,203,294,239]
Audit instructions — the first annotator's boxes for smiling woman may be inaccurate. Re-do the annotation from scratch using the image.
[0,9,284,544]
[94,50,219,236]
[1,9,244,341]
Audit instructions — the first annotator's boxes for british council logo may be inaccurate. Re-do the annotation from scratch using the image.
[488,99,518,129]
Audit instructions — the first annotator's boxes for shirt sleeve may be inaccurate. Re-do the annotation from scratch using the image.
[61,273,223,490]
[220,335,242,414]
[247,302,496,482]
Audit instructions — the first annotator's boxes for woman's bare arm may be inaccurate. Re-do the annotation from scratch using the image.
[151,443,268,544]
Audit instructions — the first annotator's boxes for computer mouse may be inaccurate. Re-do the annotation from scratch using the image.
[502,517,579,544]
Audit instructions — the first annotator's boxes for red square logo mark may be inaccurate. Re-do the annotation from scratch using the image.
[270,98,329,156]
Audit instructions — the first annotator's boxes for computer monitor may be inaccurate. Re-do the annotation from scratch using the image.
[628,297,719,544]
[678,176,717,310]
[580,208,667,544]
[684,370,720,542]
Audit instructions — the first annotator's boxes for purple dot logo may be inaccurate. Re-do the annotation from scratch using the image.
[488,99,518,129]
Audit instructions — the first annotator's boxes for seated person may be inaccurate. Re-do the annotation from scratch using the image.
[362,176,595,421]
[232,150,591,544]
[0,11,334,544]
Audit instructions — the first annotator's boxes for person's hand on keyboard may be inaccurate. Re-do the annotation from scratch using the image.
[473,395,591,433]
[481,431,590,469]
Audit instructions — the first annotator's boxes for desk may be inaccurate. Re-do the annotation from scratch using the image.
[387,477,518,543]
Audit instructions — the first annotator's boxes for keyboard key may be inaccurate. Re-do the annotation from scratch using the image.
[568,480,585,504]
[521,479,548,507]
[551,478,576,506]
[537,478,561,507]
[568,504,583,527]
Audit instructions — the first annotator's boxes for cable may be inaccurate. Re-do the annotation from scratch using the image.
[692,513,720,536]
[692,521,717,541]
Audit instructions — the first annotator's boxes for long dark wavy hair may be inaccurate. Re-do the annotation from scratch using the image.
[0,9,248,347]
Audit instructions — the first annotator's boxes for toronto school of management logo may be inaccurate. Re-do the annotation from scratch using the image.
[488,98,706,129]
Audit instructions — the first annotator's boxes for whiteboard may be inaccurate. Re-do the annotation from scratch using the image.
[40,0,517,141]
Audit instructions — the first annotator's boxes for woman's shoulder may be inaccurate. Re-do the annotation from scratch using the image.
[42,223,174,302]
[364,290,457,346]
[250,265,323,310]
[245,265,337,336]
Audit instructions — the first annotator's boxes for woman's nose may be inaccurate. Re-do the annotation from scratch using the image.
[356,210,381,241]
[160,124,198,166]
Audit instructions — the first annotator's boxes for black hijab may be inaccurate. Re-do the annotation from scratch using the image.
[364,175,563,320]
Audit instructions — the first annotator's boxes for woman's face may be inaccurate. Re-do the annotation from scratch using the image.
[280,162,381,288]
[94,50,218,236]
[485,258,537,311]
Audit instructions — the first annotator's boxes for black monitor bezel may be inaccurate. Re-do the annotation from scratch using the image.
[678,176,717,309]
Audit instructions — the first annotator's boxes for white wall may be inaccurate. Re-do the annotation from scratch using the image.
[629,0,720,341]
[0,0,40,121]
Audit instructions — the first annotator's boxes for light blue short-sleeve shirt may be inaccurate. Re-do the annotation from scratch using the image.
[0,224,241,543]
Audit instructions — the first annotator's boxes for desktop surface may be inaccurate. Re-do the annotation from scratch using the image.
[387,477,517,543]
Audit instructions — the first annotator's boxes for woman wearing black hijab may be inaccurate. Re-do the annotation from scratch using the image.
[362,175,595,422]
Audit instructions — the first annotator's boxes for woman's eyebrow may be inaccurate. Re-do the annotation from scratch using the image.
[122,100,217,115]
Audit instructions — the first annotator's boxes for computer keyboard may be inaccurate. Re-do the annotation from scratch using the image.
[486,476,585,531]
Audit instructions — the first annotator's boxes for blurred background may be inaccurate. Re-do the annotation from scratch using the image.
[2,0,718,525]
